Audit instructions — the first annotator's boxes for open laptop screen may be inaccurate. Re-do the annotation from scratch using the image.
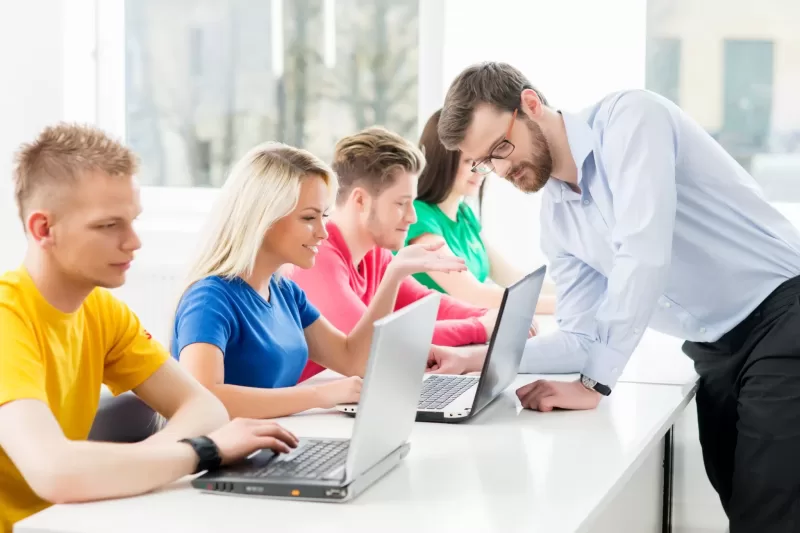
[471,266,546,414]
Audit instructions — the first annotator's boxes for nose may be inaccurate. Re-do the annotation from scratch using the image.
[315,220,329,240]
[407,203,417,224]
[122,226,142,253]
[493,158,513,178]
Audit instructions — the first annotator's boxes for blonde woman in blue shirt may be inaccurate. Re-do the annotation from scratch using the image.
[172,142,482,421]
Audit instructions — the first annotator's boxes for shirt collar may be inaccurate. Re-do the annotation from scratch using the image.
[324,221,352,264]
[546,110,595,204]
[18,266,77,322]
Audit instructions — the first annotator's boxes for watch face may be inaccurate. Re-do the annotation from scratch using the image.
[581,376,597,389]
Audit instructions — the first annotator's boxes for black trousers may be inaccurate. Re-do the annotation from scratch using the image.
[683,276,800,533]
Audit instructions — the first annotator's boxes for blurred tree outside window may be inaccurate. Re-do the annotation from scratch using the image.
[125,0,419,187]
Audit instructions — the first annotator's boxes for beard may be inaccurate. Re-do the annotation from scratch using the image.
[505,118,553,194]
[367,208,405,251]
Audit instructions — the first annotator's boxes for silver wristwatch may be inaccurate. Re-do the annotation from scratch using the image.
[580,374,612,396]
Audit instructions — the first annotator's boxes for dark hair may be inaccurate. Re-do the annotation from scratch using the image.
[417,109,462,205]
[332,126,425,204]
[438,61,548,150]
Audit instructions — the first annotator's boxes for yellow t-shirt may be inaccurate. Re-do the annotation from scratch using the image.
[0,268,169,532]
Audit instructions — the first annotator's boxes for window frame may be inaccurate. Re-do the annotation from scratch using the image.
[79,0,444,225]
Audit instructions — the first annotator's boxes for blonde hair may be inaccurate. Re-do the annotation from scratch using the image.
[12,122,139,225]
[181,142,337,296]
[332,126,425,204]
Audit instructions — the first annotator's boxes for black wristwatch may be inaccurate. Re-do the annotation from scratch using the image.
[580,374,612,396]
[179,436,222,474]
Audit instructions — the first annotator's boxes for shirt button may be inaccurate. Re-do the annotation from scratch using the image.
[634,328,640,334]
[663,301,671,308]
[612,367,619,374]
[583,199,590,205]
[700,327,707,334]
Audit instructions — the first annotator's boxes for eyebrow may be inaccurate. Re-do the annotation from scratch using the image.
[301,207,323,213]
[484,134,506,157]
[89,216,125,226]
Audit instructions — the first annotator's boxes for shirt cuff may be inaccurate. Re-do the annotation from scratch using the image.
[580,343,629,389]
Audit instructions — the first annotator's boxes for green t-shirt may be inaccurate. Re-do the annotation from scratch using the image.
[405,200,491,293]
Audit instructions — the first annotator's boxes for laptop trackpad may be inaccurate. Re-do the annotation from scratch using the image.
[322,464,346,480]
[245,448,278,466]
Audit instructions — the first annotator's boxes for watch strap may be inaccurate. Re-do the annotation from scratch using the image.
[179,436,222,474]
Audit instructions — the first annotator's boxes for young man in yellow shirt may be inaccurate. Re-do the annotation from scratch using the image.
[0,124,298,532]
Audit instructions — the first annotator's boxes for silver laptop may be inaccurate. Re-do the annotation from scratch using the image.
[337,265,545,423]
[191,292,441,502]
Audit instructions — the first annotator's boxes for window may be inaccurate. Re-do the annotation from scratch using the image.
[645,0,800,201]
[188,27,205,79]
[722,40,774,160]
[645,38,681,105]
[119,0,421,189]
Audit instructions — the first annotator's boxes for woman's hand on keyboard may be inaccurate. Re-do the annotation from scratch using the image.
[312,376,363,409]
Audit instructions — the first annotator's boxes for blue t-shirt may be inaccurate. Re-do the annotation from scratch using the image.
[171,275,321,389]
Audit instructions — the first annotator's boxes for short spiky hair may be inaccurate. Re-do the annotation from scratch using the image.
[438,62,548,150]
[12,122,139,224]
[332,126,425,204]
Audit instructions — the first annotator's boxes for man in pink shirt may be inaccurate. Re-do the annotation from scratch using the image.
[291,127,497,381]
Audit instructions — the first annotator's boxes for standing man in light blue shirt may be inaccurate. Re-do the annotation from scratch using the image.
[438,61,800,532]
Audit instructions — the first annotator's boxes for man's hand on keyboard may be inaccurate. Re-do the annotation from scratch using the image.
[207,418,300,464]
[426,344,487,375]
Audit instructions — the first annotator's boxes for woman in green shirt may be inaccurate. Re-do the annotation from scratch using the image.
[406,109,555,314]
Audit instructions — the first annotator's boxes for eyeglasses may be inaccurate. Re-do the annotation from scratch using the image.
[470,108,517,175]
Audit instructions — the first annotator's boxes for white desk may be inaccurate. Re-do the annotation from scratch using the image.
[534,318,703,533]
[16,375,695,533]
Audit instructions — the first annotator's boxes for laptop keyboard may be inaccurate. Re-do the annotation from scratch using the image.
[419,375,478,410]
[243,440,349,480]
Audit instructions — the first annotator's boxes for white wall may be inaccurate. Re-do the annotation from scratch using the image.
[651,0,800,133]
[0,0,64,272]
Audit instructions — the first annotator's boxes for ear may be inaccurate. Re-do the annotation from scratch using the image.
[520,88,545,120]
[27,211,54,247]
[350,186,371,214]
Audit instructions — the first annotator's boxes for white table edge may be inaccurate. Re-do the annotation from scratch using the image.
[575,381,698,533]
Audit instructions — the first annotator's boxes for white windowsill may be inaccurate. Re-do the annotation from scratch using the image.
[139,186,220,218]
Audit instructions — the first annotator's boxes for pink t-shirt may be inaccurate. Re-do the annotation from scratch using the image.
[290,221,488,381]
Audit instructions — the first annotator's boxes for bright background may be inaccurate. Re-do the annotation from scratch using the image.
[3,2,799,531]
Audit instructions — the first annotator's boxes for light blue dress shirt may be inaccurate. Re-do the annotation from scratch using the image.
[520,89,800,388]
